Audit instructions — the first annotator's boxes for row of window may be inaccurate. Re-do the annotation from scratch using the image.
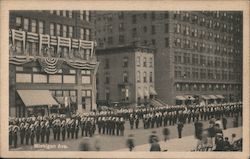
[173,38,241,55]
[15,17,45,34]
[173,24,241,45]
[172,11,242,29]
[15,73,91,84]
[174,67,242,81]
[51,90,77,97]
[102,56,153,69]
[175,83,242,92]
[49,10,90,21]
[174,53,240,68]
[15,66,91,75]
[137,71,153,83]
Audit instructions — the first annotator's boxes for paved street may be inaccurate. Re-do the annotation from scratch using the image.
[11,116,242,151]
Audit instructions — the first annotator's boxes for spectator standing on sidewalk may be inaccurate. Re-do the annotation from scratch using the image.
[177,121,184,139]
[150,136,161,151]
[162,127,170,151]
[126,134,135,151]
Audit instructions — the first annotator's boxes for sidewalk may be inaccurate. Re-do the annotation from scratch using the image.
[115,127,242,151]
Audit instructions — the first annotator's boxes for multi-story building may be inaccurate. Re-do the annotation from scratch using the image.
[96,45,157,106]
[9,11,99,117]
[94,11,243,105]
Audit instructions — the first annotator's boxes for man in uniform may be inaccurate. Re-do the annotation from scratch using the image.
[75,119,80,139]
[40,121,46,143]
[9,124,13,147]
[45,120,50,143]
[19,122,25,145]
[61,120,66,141]
[25,123,30,145]
[30,124,35,146]
[129,114,134,130]
[34,121,41,143]
[135,114,139,129]
[13,125,19,148]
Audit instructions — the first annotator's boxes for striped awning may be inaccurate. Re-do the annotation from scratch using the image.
[137,88,144,98]
[184,95,195,100]
[144,87,149,97]
[215,95,225,99]
[17,90,58,107]
[176,96,186,100]
[149,87,157,95]
[209,95,217,99]
[201,95,210,100]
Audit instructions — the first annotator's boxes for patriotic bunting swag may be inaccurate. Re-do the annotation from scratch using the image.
[38,58,64,74]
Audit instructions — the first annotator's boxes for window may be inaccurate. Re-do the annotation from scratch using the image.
[62,25,67,37]
[38,21,44,34]
[165,37,169,47]
[107,37,113,45]
[16,73,32,83]
[137,71,141,82]
[50,23,55,36]
[56,24,61,36]
[165,24,169,33]
[151,12,155,20]
[143,57,147,67]
[82,75,91,84]
[151,39,156,46]
[56,10,60,16]
[68,11,72,18]
[136,56,140,66]
[123,57,128,67]
[151,25,155,34]
[118,12,124,19]
[105,88,110,101]
[85,29,90,40]
[143,72,147,82]
[23,18,29,31]
[143,26,147,33]
[132,14,137,24]
[123,71,128,83]
[149,72,153,82]
[132,28,137,38]
[105,59,109,69]
[119,23,124,31]
[80,11,84,20]
[105,72,110,84]
[15,17,22,27]
[68,26,73,38]
[63,75,76,83]
[149,57,153,67]
[80,28,84,39]
[62,11,67,17]
[143,13,147,19]
[85,11,90,21]
[119,35,125,44]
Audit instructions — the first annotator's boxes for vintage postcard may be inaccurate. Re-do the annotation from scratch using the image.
[0,0,249,158]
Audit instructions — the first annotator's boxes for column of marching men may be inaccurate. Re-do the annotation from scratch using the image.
[9,102,242,149]
[9,114,126,148]
[127,102,242,130]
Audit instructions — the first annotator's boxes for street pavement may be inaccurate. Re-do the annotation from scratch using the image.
[11,116,242,151]
[115,127,242,151]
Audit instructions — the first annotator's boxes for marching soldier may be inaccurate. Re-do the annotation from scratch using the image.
[40,121,46,143]
[67,120,71,138]
[61,120,66,141]
[135,115,139,129]
[52,120,57,140]
[25,123,30,145]
[129,114,134,130]
[13,125,19,148]
[80,118,85,137]
[120,117,125,136]
[19,122,25,145]
[34,121,41,143]
[9,124,13,147]
[71,119,76,139]
[45,120,50,143]
[30,124,35,146]
[75,119,80,139]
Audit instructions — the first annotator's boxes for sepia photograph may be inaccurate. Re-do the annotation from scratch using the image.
[1,0,250,159]
[7,10,243,152]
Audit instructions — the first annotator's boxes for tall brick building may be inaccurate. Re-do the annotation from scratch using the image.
[9,11,98,117]
[96,45,156,106]
[94,11,243,105]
